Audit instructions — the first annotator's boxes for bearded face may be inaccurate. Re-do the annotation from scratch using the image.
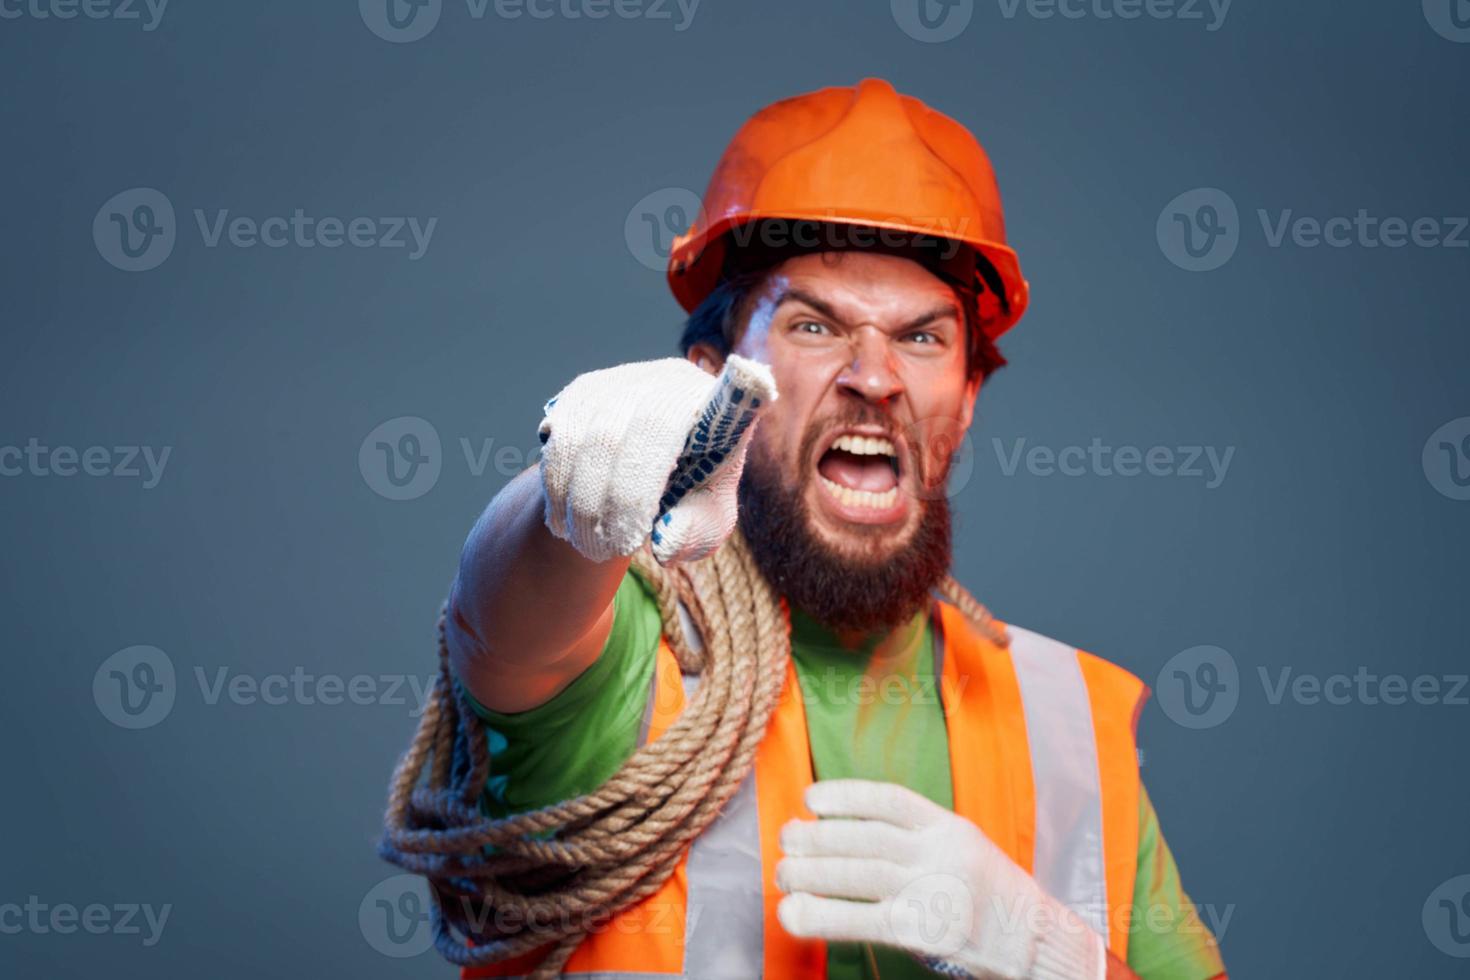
[737,401,956,633]
[708,251,982,634]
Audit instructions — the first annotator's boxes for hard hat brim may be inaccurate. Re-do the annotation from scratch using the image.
[669,212,1029,340]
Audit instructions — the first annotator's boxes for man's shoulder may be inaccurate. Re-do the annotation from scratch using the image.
[935,600,1149,705]
[1002,620,1151,730]
[1016,623,1146,687]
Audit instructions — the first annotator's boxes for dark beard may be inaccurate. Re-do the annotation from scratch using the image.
[736,441,953,635]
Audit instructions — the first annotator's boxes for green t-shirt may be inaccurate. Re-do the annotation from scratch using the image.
[462,569,1225,980]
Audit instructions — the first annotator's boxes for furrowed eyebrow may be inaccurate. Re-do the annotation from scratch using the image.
[899,305,962,333]
[772,288,960,335]
[772,288,840,322]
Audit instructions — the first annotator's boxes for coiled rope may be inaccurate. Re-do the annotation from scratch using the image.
[378,527,1008,979]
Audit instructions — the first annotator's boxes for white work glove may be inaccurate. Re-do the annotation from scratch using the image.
[777,780,1106,980]
[537,354,776,566]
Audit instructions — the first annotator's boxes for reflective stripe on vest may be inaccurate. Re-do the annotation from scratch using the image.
[1007,625,1109,941]
[464,597,1145,978]
[936,605,1146,955]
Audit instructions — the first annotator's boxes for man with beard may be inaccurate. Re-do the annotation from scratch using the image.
[437,80,1226,980]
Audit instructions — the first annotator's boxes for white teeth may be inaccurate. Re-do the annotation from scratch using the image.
[831,434,896,457]
[819,476,899,510]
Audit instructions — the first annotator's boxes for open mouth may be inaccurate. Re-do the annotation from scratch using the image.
[815,432,903,513]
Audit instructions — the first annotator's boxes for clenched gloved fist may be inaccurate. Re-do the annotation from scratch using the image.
[537,354,776,566]
[777,780,1106,980]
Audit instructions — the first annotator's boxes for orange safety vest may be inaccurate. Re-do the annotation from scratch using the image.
[468,595,1148,979]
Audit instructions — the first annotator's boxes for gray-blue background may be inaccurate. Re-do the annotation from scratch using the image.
[2,1,1467,977]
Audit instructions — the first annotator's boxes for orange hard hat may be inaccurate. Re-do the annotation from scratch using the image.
[667,78,1028,339]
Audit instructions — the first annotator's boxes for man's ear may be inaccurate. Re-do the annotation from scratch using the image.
[687,342,725,377]
[958,372,981,432]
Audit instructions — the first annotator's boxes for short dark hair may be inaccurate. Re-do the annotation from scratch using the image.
[677,239,1008,384]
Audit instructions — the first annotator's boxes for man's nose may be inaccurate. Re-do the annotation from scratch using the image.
[836,328,904,403]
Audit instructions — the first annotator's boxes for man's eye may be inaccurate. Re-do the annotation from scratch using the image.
[904,331,938,344]
[794,321,828,335]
